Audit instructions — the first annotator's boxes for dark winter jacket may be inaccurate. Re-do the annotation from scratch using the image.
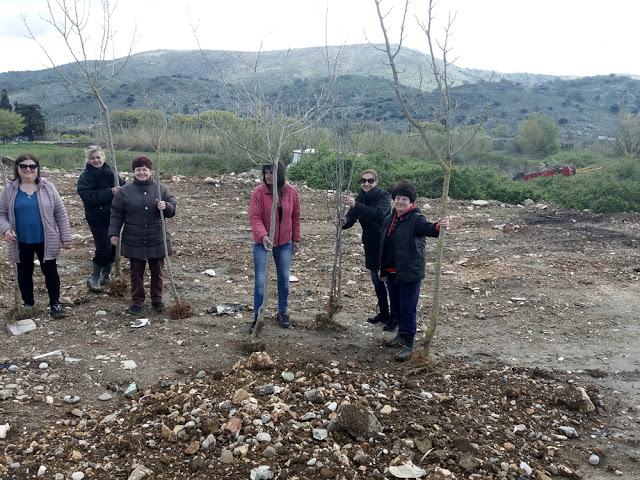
[343,185,391,270]
[379,205,440,283]
[108,178,177,260]
[77,162,125,226]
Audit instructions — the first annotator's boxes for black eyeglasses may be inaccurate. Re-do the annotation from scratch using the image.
[360,178,375,184]
[18,164,38,171]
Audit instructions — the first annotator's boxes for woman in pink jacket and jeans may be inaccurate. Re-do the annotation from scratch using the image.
[248,162,300,333]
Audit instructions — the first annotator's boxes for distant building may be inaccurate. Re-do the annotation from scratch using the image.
[291,148,316,165]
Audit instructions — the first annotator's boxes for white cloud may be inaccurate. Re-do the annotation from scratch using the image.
[0,0,638,76]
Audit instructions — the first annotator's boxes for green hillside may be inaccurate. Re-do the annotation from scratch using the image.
[1,44,638,138]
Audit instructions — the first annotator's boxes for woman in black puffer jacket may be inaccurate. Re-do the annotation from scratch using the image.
[109,155,177,315]
[378,181,449,362]
[77,146,125,292]
[337,169,393,329]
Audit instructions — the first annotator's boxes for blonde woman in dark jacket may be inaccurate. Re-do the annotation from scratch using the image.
[77,145,125,292]
[0,153,71,318]
[108,155,176,315]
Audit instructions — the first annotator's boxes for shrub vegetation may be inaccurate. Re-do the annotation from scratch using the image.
[288,147,636,214]
[1,118,636,214]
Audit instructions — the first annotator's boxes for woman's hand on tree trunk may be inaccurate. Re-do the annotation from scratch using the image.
[262,236,273,251]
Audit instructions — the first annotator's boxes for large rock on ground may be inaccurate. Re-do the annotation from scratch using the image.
[247,352,275,370]
[327,404,382,439]
[128,465,154,480]
[552,385,595,412]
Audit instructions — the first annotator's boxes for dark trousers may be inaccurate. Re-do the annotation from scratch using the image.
[370,269,389,307]
[386,274,422,337]
[17,242,60,306]
[89,223,116,266]
[129,257,164,306]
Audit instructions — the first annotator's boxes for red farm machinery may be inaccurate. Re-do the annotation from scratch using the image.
[512,165,600,181]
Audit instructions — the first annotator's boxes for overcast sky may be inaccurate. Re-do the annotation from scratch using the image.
[1,0,638,77]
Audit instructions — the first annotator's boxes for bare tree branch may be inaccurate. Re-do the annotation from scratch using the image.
[190,18,343,339]
[373,0,491,356]
[24,0,137,277]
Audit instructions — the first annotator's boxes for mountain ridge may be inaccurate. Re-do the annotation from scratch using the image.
[1,44,638,138]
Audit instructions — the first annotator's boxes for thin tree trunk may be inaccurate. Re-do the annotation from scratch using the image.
[425,162,451,354]
[330,142,345,309]
[325,160,344,322]
[323,134,358,326]
[154,155,181,304]
[374,0,487,359]
[96,94,123,276]
[251,160,280,337]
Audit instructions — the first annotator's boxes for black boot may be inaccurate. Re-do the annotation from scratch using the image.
[382,313,397,332]
[383,333,405,348]
[367,302,389,324]
[395,335,414,362]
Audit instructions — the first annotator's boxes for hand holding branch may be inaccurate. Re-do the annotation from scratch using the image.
[342,195,356,208]
[262,235,273,251]
[378,269,386,282]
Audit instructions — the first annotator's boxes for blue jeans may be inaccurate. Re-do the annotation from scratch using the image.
[370,269,389,306]
[253,241,292,319]
[386,274,421,337]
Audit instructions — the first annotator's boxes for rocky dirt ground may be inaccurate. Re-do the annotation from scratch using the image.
[0,167,639,480]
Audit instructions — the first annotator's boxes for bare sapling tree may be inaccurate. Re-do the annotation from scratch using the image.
[24,0,136,276]
[192,30,343,341]
[317,120,365,329]
[374,0,489,356]
[317,131,347,329]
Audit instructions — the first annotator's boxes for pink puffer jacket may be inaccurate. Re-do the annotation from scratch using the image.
[249,183,300,247]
